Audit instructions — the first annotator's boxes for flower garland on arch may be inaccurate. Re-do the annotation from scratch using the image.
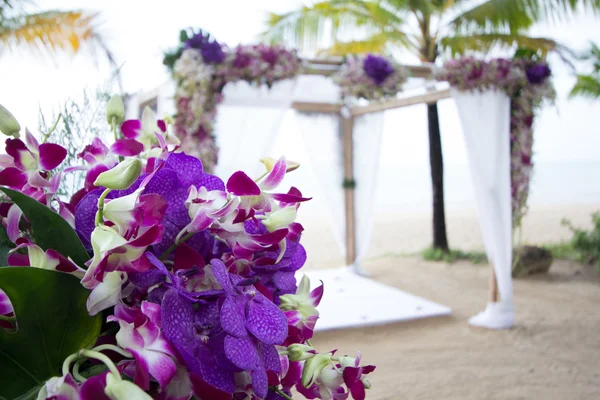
[333,54,409,101]
[164,29,302,173]
[436,56,555,229]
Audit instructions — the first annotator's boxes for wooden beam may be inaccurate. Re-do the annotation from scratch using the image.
[302,59,436,79]
[350,88,451,117]
[341,114,356,267]
[291,101,342,114]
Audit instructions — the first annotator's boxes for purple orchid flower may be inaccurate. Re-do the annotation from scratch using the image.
[362,54,394,86]
[526,63,551,84]
[107,302,177,390]
[0,130,66,191]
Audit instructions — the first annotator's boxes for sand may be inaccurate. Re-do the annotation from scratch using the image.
[296,203,600,399]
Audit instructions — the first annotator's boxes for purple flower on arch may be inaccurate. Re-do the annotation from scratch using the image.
[362,54,394,86]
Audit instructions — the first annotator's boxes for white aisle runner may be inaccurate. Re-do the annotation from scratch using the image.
[297,268,451,331]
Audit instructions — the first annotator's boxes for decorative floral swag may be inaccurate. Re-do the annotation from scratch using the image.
[436,57,555,229]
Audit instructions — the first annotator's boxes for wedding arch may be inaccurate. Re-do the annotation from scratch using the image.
[126,36,554,329]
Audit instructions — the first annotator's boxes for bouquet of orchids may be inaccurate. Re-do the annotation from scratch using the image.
[0,96,374,400]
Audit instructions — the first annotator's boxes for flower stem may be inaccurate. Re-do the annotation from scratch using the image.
[92,344,133,359]
[0,315,16,322]
[42,114,62,143]
[79,349,121,378]
[269,386,293,400]
[111,117,123,162]
[95,188,113,226]
[73,359,86,382]
[159,231,195,260]
[62,353,79,376]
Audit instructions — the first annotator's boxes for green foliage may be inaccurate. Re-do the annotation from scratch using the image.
[562,212,600,270]
[0,223,13,265]
[0,187,89,265]
[569,42,600,100]
[422,247,487,264]
[0,267,101,399]
[542,242,578,260]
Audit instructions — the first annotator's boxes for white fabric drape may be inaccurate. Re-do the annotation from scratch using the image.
[214,79,297,179]
[353,112,385,265]
[296,112,346,256]
[452,89,513,303]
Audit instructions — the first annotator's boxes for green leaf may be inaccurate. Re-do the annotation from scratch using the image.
[0,224,13,266]
[0,187,89,266]
[0,267,101,399]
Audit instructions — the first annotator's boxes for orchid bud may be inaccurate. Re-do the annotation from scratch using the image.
[106,95,125,125]
[337,355,358,369]
[287,343,316,361]
[105,372,153,400]
[301,353,332,388]
[318,365,344,389]
[94,158,142,190]
[0,104,21,138]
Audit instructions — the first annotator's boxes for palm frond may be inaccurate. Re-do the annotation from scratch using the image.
[0,10,100,56]
[317,32,405,56]
[451,0,600,35]
[262,0,404,52]
[441,33,564,57]
[569,74,600,99]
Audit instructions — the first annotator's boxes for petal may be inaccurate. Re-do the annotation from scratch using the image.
[246,296,288,345]
[24,129,39,152]
[260,157,286,191]
[161,289,195,346]
[210,259,233,294]
[80,372,111,400]
[251,367,268,398]
[121,119,142,138]
[164,152,204,187]
[6,204,22,242]
[0,167,27,188]
[28,171,52,188]
[189,371,234,400]
[111,139,144,157]
[0,288,14,316]
[226,171,260,196]
[137,348,177,389]
[86,271,125,316]
[38,143,67,170]
[220,295,248,338]
[223,335,260,370]
[173,243,204,272]
[261,343,281,373]
[348,380,366,400]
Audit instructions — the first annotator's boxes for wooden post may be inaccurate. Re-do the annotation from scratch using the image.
[341,112,356,267]
[489,266,499,302]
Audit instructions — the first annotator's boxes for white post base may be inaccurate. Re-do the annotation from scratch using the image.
[351,263,370,277]
[468,301,514,330]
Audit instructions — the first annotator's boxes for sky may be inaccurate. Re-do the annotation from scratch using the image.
[0,0,599,168]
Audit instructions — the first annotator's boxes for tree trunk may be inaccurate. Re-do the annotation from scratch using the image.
[427,102,449,251]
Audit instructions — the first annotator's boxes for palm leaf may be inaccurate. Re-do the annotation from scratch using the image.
[441,33,564,56]
[262,0,405,52]
[451,0,600,35]
[0,10,100,57]
[569,74,600,99]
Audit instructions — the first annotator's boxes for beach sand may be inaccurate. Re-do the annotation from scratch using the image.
[297,203,600,399]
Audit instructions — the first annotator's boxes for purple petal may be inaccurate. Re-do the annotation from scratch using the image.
[0,167,27,188]
[161,289,195,346]
[271,192,312,203]
[128,269,166,291]
[286,244,306,272]
[272,271,297,292]
[261,343,281,373]
[220,295,248,338]
[0,288,13,316]
[121,119,142,138]
[6,204,22,243]
[226,171,260,196]
[210,259,233,294]
[74,189,103,246]
[164,152,204,187]
[261,157,286,190]
[80,371,111,400]
[111,138,144,156]
[246,296,288,345]
[223,335,260,370]
[181,344,236,394]
[38,143,67,170]
[197,173,226,192]
[251,368,268,398]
